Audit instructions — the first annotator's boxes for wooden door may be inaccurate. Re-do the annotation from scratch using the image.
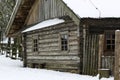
[82,34,99,75]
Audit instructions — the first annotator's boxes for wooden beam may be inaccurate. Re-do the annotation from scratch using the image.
[98,35,104,69]
[6,0,37,37]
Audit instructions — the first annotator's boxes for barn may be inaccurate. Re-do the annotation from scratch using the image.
[5,0,120,78]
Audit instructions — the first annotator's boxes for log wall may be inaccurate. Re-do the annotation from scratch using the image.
[24,21,80,73]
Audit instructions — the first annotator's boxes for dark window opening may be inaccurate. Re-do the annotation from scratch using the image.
[61,34,68,51]
[105,31,115,51]
[33,39,38,52]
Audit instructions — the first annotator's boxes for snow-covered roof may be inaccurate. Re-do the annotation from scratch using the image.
[63,0,120,18]
[23,18,65,32]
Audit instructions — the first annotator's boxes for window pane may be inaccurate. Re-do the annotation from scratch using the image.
[65,46,68,50]
[33,49,35,52]
[112,45,115,50]
[64,41,67,44]
[107,40,111,44]
[106,34,111,39]
[36,48,38,51]
[61,46,64,50]
[112,34,115,39]
[61,41,64,44]
[107,45,111,50]
[64,35,68,39]
[112,40,115,44]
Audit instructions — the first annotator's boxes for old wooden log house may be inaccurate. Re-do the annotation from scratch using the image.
[5,0,120,77]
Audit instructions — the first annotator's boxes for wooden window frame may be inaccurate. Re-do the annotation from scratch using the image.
[104,30,115,52]
[59,32,69,51]
[33,38,38,52]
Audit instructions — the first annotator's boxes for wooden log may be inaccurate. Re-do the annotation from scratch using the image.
[98,35,104,69]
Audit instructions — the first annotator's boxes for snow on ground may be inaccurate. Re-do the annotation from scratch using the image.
[0,55,113,80]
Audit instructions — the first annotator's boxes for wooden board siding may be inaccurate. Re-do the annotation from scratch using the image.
[24,20,80,73]
[83,33,99,75]
[25,0,40,25]
[26,0,80,26]
[101,56,114,75]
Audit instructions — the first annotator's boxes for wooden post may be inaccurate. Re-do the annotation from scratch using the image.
[17,36,22,59]
[6,37,11,57]
[98,35,104,69]
[82,25,87,74]
[79,24,83,74]
[23,33,27,67]
[114,30,120,80]
[11,38,17,59]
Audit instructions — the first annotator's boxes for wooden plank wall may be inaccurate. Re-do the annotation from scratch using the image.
[82,34,99,75]
[26,0,80,26]
[101,56,114,75]
[24,21,80,73]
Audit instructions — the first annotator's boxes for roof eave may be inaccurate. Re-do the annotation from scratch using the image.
[62,0,81,25]
[5,0,22,37]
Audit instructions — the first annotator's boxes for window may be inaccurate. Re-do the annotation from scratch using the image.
[33,39,38,52]
[61,34,68,51]
[105,31,115,51]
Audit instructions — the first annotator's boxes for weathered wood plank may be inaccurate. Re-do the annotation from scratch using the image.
[82,33,99,75]
[114,30,120,80]
[27,55,80,61]
[98,35,104,69]
[101,56,114,75]
[25,0,80,26]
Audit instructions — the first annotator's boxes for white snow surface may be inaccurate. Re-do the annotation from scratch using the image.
[23,18,64,32]
[1,38,14,44]
[0,55,113,80]
[1,38,8,44]
[63,0,120,18]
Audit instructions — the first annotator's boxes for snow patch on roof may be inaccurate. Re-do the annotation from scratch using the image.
[23,18,65,32]
[63,0,120,18]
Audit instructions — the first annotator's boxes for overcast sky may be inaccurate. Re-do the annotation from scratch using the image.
[63,0,120,18]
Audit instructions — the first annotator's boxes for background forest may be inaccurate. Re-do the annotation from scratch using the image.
[0,0,16,57]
